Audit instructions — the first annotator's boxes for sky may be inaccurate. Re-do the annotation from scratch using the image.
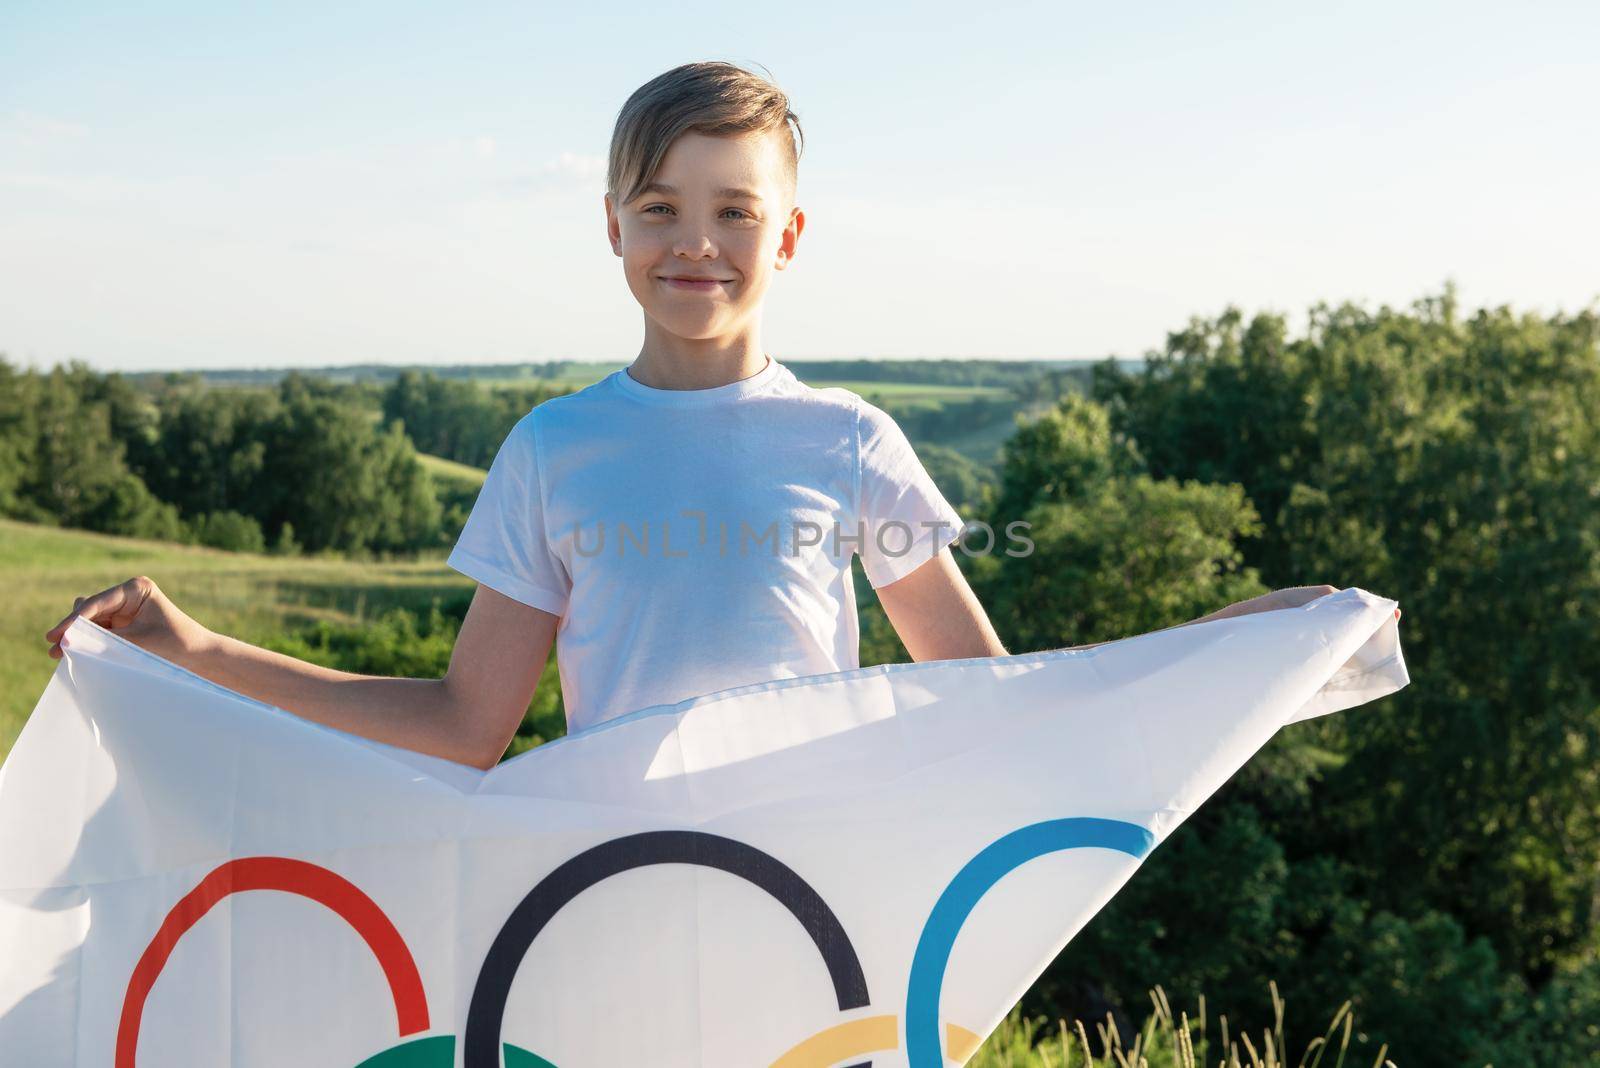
[1,1,1597,371]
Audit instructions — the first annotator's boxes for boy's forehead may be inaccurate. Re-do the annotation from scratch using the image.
[655,130,793,197]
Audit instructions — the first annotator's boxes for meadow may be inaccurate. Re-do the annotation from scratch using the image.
[969,982,1396,1068]
[0,518,472,756]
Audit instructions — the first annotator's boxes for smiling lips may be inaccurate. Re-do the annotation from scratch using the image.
[661,275,733,290]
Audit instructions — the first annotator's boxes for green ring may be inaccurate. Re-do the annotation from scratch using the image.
[355,1035,557,1067]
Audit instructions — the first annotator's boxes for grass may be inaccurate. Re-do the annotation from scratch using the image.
[802,379,1012,402]
[0,518,473,759]
[416,451,487,489]
[464,371,1011,405]
[968,980,1399,1068]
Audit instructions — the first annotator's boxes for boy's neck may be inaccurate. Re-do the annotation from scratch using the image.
[627,328,770,391]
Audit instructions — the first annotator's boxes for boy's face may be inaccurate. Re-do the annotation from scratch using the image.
[606,130,804,344]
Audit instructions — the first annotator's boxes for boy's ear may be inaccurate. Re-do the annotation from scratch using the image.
[604,193,622,257]
[775,206,805,269]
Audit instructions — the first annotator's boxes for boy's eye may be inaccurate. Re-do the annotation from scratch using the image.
[640,205,752,221]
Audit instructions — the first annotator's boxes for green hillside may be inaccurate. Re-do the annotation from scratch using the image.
[417,451,488,489]
[0,519,473,759]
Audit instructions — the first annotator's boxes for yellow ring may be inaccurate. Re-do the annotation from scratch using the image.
[768,1014,983,1066]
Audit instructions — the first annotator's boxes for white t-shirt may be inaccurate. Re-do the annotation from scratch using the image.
[446,356,965,734]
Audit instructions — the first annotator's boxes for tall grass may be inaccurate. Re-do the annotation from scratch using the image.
[968,981,1398,1068]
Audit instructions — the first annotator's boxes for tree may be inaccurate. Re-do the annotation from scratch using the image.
[1090,293,1600,985]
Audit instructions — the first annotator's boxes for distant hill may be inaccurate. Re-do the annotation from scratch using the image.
[127,356,1141,391]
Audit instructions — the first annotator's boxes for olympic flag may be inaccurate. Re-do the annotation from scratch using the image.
[0,587,1408,1067]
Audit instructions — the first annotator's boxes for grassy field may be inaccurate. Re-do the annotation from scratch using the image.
[469,367,1013,403]
[0,519,473,760]
[417,451,488,489]
[801,379,1010,401]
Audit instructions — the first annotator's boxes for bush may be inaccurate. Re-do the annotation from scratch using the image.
[189,510,267,553]
[262,604,565,755]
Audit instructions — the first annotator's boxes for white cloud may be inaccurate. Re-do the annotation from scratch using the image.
[500,150,607,195]
[0,110,90,143]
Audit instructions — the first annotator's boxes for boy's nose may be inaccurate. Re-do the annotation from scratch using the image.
[674,234,716,258]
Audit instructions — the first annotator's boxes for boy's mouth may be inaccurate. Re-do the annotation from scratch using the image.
[660,275,733,292]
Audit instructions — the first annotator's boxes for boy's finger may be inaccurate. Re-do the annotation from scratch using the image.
[44,612,78,641]
[45,587,122,641]
[76,587,128,624]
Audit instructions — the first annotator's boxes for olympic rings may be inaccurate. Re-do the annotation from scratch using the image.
[116,857,429,1068]
[353,1036,553,1067]
[463,830,870,1067]
[119,817,1154,1066]
[904,818,1153,1065]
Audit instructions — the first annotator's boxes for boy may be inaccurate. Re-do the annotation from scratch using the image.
[43,62,1350,767]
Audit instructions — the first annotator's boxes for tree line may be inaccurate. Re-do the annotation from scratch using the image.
[0,363,573,555]
[939,290,1600,1064]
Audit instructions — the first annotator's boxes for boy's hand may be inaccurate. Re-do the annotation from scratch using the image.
[43,576,211,661]
[1218,585,1401,621]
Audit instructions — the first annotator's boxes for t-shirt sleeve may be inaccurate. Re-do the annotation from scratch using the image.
[446,412,570,616]
[855,400,966,588]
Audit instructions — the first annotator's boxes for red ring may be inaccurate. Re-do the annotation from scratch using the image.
[115,857,429,1067]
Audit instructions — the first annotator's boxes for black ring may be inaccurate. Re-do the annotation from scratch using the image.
[463,829,872,1067]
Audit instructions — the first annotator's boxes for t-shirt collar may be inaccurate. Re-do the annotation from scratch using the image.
[612,355,783,407]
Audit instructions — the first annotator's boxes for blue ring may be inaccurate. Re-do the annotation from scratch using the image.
[905,817,1154,1066]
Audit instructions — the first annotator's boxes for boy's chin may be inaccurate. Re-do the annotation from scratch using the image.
[649,312,740,341]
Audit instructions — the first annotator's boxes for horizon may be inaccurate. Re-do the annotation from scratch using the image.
[47,353,1130,379]
[4,2,1597,371]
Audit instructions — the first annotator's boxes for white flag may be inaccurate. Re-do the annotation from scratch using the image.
[0,587,1407,1067]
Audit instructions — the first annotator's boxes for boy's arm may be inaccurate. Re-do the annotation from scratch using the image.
[1038,585,1371,651]
[877,563,1362,662]
[874,548,1010,660]
[45,579,556,770]
[190,584,556,769]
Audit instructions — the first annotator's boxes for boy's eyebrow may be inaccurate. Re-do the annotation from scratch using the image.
[641,181,764,202]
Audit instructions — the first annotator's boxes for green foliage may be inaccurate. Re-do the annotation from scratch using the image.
[975,476,1265,651]
[251,374,443,554]
[967,979,1398,1068]
[130,383,274,519]
[1511,956,1600,1062]
[380,370,569,468]
[961,291,1600,1063]
[987,395,1144,521]
[262,603,565,756]
[969,392,1264,653]
[0,360,185,539]
[981,290,1600,1066]
[189,510,267,553]
[271,520,301,556]
[264,603,460,676]
[0,360,451,555]
[1089,292,1600,986]
[1304,904,1511,1063]
[916,442,995,516]
[786,357,1070,390]
[878,392,1025,449]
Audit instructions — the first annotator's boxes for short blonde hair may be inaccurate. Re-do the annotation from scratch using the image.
[607,61,804,208]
